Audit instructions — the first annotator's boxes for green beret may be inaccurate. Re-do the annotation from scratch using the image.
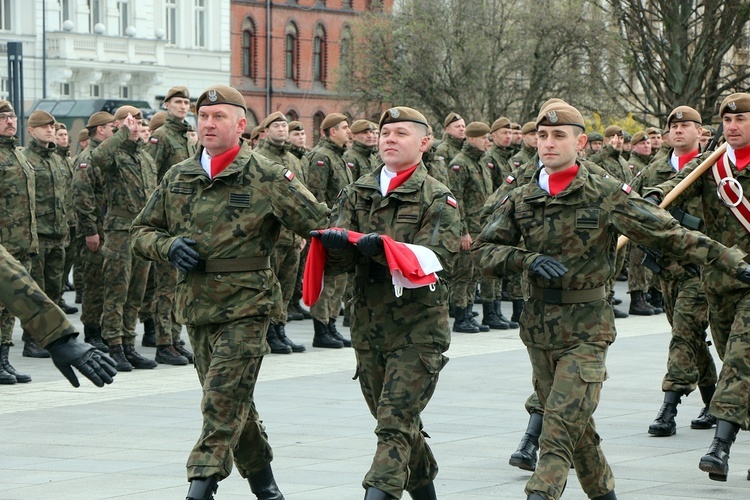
[0,100,13,114]
[645,126,662,136]
[378,107,429,130]
[321,113,348,131]
[77,129,89,142]
[536,104,585,131]
[587,132,604,142]
[720,93,750,116]
[164,86,190,102]
[604,125,623,138]
[350,119,377,134]
[702,127,714,137]
[288,121,303,132]
[148,111,167,132]
[262,111,287,130]
[490,117,511,133]
[86,111,115,128]
[250,125,261,140]
[195,85,247,113]
[465,121,491,138]
[511,122,521,130]
[631,131,648,145]
[113,106,142,121]
[521,121,536,134]
[623,131,632,142]
[54,122,67,131]
[28,110,55,128]
[667,106,702,127]
[444,112,463,128]
[539,98,567,115]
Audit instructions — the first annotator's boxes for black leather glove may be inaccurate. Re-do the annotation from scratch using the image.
[737,265,750,285]
[644,194,661,206]
[46,335,117,388]
[357,232,384,257]
[529,255,569,280]
[683,263,701,277]
[310,229,350,250]
[168,237,200,273]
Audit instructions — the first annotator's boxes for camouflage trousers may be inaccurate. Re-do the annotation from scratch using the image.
[660,275,716,395]
[0,250,31,345]
[526,342,615,500]
[0,243,75,348]
[627,244,654,294]
[30,237,66,305]
[139,266,155,324]
[79,239,105,327]
[100,230,151,346]
[186,318,273,481]
[451,248,479,308]
[310,272,346,323]
[705,289,750,429]
[291,242,309,307]
[63,224,83,292]
[525,391,544,415]
[355,345,447,498]
[480,276,501,302]
[151,260,182,345]
[506,273,525,301]
[271,242,300,325]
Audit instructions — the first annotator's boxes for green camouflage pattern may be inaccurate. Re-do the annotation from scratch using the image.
[286,143,307,161]
[55,144,77,228]
[511,143,537,171]
[343,141,379,181]
[79,240,105,327]
[449,142,493,236]
[304,137,353,208]
[626,151,650,178]
[588,144,633,182]
[24,139,69,241]
[72,137,106,238]
[422,145,450,186]
[30,240,65,304]
[146,113,197,181]
[481,144,514,191]
[434,134,463,166]
[0,250,31,344]
[0,135,38,255]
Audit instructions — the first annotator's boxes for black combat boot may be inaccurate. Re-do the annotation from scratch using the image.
[452,306,479,333]
[592,491,617,500]
[289,301,311,320]
[57,298,79,314]
[481,302,509,329]
[266,324,292,354]
[648,287,664,314]
[448,303,457,318]
[692,385,716,429]
[0,344,30,383]
[141,318,156,347]
[628,291,655,316]
[468,306,490,332]
[495,299,518,328]
[156,344,189,365]
[248,464,284,499]
[123,344,157,369]
[408,481,437,500]
[83,324,109,353]
[364,487,396,500]
[286,304,304,321]
[648,390,681,436]
[22,331,50,358]
[75,290,82,304]
[327,318,351,347]
[312,318,343,348]
[173,341,194,364]
[510,412,543,471]
[186,476,218,500]
[276,324,305,352]
[699,419,740,481]
[511,299,524,324]
[108,344,133,372]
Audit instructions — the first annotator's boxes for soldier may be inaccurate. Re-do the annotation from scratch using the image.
[77,128,90,154]
[138,119,152,143]
[0,242,117,387]
[589,125,632,181]
[646,126,665,160]
[511,121,538,170]
[422,126,450,186]
[449,122,493,333]
[344,119,379,180]
[145,85,197,365]
[473,101,750,500]
[131,84,329,500]
[434,112,465,165]
[699,127,713,150]
[0,100,36,384]
[287,121,308,160]
[305,112,353,349]
[255,111,307,354]
[314,106,460,500]
[645,93,750,482]
[72,112,116,353]
[511,121,523,154]
[483,117,515,191]
[148,111,168,133]
[91,105,157,371]
[621,131,632,161]
[23,110,70,358]
[585,131,604,157]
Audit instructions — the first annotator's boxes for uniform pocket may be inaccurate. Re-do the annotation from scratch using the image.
[578,362,608,383]
[419,352,449,375]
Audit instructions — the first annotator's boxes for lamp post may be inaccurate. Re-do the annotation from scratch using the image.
[42,0,47,98]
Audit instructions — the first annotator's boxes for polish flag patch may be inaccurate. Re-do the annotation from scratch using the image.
[487,162,494,169]
[446,196,457,208]
[317,160,325,166]
[78,162,88,169]
[622,183,632,194]
[505,175,515,184]
[347,162,355,168]
[150,138,158,144]
[284,169,295,182]
[514,161,521,167]
[451,165,460,171]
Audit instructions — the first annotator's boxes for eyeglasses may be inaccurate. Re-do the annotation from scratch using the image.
[0,113,17,121]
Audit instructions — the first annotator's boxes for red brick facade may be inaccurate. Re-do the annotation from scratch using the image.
[230,0,392,148]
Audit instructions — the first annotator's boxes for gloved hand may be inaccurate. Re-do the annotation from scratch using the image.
[310,229,350,250]
[357,232,384,257]
[168,237,200,273]
[683,263,701,277]
[737,265,750,285]
[644,194,661,206]
[529,255,568,280]
[46,335,117,388]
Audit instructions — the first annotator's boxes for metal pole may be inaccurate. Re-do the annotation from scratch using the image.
[265,0,271,117]
[42,0,47,98]
[7,42,25,144]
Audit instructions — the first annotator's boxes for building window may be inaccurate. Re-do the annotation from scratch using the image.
[60,0,72,26]
[340,25,352,77]
[118,1,129,36]
[286,110,299,122]
[194,0,206,48]
[119,86,129,99]
[246,109,259,128]
[341,0,353,8]
[242,18,256,80]
[0,0,9,31]
[165,0,177,44]
[88,0,105,32]
[0,77,8,99]
[58,82,71,97]
[90,84,101,97]
[313,25,327,84]
[313,111,325,144]
[285,23,299,83]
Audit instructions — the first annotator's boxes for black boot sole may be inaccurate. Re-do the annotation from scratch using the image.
[648,426,676,437]
[699,458,728,481]
[509,456,536,471]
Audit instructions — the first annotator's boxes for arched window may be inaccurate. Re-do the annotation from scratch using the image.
[313,24,327,85]
[339,25,353,78]
[286,109,299,122]
[285,22,299,83]
[313,111,325,144]
[246,109,259,128]
[242,18,256,80]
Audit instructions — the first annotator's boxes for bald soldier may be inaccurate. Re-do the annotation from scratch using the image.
[344,119,380,181]
[435,112,465,166]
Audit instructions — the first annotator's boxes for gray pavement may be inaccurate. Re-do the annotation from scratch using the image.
[2,282,749,499]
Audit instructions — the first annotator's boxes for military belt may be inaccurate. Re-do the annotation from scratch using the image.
[529,285,606,305]
[355,263,389,281]
[195,256,271,273]
[107,206,139,220]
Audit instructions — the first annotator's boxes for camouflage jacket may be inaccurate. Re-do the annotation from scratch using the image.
[449,142,494,235]
[422,145,450,186]
[72,138,106,238]
[91,126,157,231]
[24,139,69,241]
[287,143,307,161]
[589,144,632,181]
[343,141,378,181]
[131,142,329,328]
[146,113,196,182]
[473,163,747,349]
[627,152,651,179]
[54,145,76,228]
[511,143,537,171]
[325,163,461,351]
[652,143,670,163]
[481,144,514,192]
[0,135,37,254]
[434,134,463,166]
[305,137,353,208]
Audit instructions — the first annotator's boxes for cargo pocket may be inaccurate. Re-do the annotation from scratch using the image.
[578,362,608,383]
[419,352,449,375]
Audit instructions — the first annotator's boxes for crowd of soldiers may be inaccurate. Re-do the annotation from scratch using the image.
[5,83,750,500]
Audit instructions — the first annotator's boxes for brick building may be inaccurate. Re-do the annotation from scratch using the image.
[230,0,392,147]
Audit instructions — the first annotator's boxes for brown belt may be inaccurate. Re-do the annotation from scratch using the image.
[529,285,606,305]
[196,256,271,273]
[108,206,138,220]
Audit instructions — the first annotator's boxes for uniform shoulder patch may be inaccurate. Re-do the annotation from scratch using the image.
[78,162,88,169]
[505,174,515,184]
[451,165,460,172]
[317,160,325,166]
[514,161,521,167]
[446,195,457,208]
[622,183,632,194]
[347,162,354,168]
[487,162,494,169]
[284,169,295,182]
[150,138,158,144]
[437,155,445,161]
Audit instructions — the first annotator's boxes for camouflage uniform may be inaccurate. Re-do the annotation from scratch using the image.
[511,143,537,171]
[473,163,748,499]
[481,144,515,191]
[325,163,461,498]
[589,144,632,182]
[305,137,352,324]
[55,143,81,295]
[145,113,197,347]
[422,145,450,186]
[626,151,658,302]
[343,140,378,181]
[0,135,37,345]
[131,141,329,482]
[91,126,156,347]
[434,134,463,166]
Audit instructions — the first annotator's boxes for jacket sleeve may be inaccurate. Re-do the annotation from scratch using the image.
[130,177,178,263]
[90,127,129,174]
